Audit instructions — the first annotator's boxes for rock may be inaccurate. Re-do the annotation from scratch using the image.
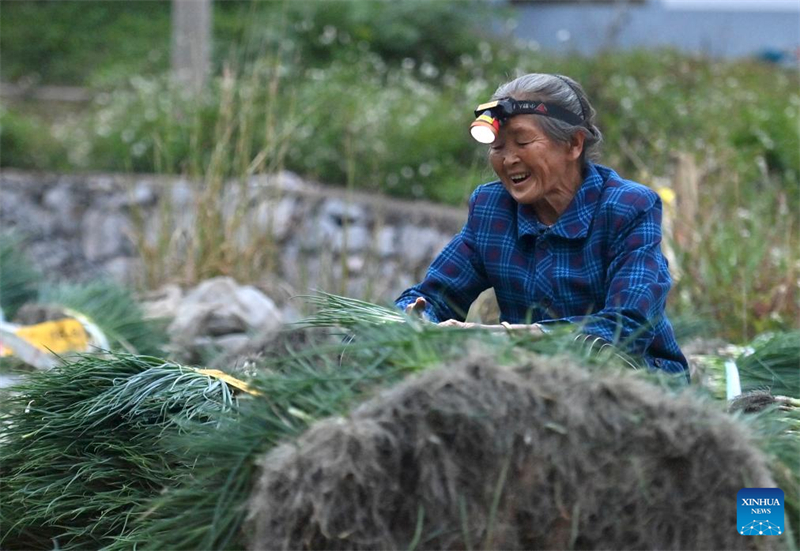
[299,200,373,253]
[321,198,369,227]
[0,170,467,309]
[1,197,55,237]
[43,184,82,235]
[81,211,133,261]
[168,277,283,345]
[399,225,451,267]
[169,179,195,210]
[0,373,23,390]
[26,238,89,278]
[253,197,296,242]
[141,284,183,320]
[132,180,158,206]
[13,304,67,325]
[334,225,372,253]
[209,333,252,354]
[102,256,143,286]
[375,226,397,257]
[101,180,158,210]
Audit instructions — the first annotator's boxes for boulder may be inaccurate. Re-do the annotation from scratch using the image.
[168,277,283,347]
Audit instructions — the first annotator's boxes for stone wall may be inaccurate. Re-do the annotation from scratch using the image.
[0,169,467,303]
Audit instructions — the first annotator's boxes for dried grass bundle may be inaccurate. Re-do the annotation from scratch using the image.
[248,352,779,551]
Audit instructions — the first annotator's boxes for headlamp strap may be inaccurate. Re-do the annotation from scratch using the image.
[475,98,584,127]
[552,74,588,120]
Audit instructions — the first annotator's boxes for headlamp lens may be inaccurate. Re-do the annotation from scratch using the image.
[469,113,500,144]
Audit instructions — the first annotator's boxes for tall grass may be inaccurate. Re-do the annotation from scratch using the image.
[128,55,298,288]
[669,167,799,341]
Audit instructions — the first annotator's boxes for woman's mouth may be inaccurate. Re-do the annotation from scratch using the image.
[509,172,531,185]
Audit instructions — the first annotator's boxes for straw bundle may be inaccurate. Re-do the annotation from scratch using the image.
[247,352,779,551]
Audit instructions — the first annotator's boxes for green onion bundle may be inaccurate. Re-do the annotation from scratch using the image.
[744,397,800,547]
[0,354,237,550]
[297,292,407,328]
[737,331,800,398]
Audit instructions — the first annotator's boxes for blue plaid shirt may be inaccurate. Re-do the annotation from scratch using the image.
[396,163,688,376]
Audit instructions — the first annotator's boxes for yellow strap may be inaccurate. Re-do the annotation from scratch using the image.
[195,368,262,396]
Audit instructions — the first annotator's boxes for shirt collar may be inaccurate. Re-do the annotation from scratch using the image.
[517,163,605,240]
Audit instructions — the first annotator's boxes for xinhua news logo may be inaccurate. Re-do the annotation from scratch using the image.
[738,488,784,536]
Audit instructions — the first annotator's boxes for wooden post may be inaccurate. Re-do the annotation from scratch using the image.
[171,0,211,94]
[672,151,700,252]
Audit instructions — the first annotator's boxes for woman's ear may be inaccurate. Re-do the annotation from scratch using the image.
[568,131,586,161]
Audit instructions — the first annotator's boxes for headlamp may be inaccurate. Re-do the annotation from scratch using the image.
[469,97,584,144]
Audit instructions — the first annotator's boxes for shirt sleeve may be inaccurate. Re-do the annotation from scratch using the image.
[395,190,490,323]
[539,192,671,357]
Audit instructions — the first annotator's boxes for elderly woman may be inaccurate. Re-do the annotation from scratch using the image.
[395,73,688,377]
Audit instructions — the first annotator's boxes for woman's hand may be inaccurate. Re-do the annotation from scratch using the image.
[437,319,477,329]
[405,297,430,320]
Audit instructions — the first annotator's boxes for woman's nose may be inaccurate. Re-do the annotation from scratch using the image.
[503,148,521,166]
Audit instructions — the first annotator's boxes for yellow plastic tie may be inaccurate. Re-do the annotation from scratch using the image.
[195,368,262,396]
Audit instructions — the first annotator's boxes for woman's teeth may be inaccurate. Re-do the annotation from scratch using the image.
[510,173,530,183]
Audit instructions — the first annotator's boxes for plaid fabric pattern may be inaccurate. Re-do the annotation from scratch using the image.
[396,163,689,376]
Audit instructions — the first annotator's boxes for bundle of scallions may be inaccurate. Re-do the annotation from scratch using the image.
[0,354,238,549]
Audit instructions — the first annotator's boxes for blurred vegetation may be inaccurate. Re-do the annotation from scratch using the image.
[0,0,798,341]
[0,233,43,320]
[0,1,172,87]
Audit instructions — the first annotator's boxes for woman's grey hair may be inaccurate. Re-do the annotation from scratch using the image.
[492,73,603,165]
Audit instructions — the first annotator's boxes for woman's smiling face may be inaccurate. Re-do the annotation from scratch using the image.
[488,114,584,210]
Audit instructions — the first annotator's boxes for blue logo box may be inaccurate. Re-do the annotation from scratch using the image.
[738,488,784,536]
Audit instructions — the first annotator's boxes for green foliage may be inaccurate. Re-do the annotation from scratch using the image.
[37,281,168,356]
[0,1,171,87]
[276,0,494,72]
[0,106,70,170]
[0,354,237,550]
[0,233,42,320]
[745,402,800,549]
[0,1,493,87]
[668,178,799,341]
[737,331,800,398]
